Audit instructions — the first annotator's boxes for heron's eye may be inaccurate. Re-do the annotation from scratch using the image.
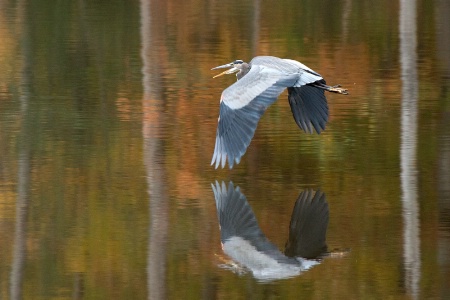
[233,60,243,65]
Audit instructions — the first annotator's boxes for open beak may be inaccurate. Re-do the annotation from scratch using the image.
[212,63,239,78]
[211,63,233,70]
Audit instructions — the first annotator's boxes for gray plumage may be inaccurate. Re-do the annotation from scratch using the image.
[211,56,348,169]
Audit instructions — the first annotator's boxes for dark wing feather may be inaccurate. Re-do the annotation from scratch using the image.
[284,189,329,259]
[288,80,329,134]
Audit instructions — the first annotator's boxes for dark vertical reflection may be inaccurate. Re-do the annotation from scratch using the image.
[250,0,260,57]
[435,0,450,298]
[141,1,169,299]
[341,0,352,41]
[399,0,420,299]
[72,273,84,300]
[10,1,32,299]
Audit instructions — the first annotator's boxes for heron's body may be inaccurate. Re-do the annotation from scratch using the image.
[211,56,348,169]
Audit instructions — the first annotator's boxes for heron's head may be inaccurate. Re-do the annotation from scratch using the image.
[212,60,246,78]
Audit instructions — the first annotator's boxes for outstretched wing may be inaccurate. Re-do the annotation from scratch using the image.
[284,189,329,259]
[212,181,265,242]
[212,181,293,264]
[211,64,297,169]
[211,56,325,169]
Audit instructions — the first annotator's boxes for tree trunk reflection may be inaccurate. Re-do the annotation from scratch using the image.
[399,0,420,299]
[141,1,169,299]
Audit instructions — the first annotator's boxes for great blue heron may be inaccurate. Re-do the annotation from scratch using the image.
[212,181,329,281]
[211,56,348,169]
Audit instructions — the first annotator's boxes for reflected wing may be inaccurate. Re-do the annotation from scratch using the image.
[212,181,290,261]
[288,81,329,134]
[211,65,297,169]
[284,189,329,259]
[212,181,265,242]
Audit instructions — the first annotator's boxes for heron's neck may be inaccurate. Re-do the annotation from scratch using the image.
[236,63,250,80]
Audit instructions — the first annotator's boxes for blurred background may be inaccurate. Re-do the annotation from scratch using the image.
[0,0,449,299]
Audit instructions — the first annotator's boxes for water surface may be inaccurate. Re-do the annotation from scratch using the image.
[0,0,449,299]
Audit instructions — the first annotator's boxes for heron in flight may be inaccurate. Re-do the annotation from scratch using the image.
[211,56,348,169]
[212,181,329,281]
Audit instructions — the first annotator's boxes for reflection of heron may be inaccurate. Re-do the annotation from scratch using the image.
[211,56,348,169]
[211,181,329,281]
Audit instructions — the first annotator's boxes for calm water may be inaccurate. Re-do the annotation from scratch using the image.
[1,0,449,299]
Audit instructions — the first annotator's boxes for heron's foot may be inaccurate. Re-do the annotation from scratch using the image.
[215,253,234,264]
[328,248,351,258]
[215,254,247,274]
[329,85,349,95]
